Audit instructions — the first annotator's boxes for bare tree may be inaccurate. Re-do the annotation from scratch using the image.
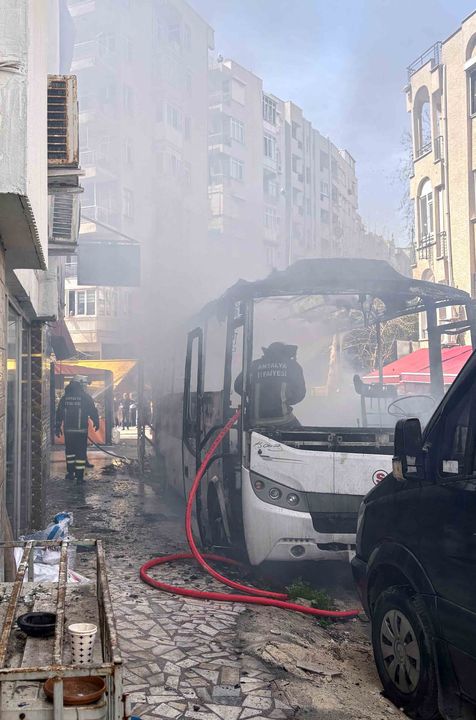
[395,130,415,243]
[342,313,419,373]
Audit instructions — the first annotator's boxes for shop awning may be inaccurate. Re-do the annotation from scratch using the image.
[363,345,474,386]
[54,359,137,389]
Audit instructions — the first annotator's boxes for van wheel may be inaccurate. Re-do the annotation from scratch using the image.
[372,586,439,720]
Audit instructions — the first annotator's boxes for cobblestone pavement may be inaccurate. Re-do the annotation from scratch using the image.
[47,449,296,720]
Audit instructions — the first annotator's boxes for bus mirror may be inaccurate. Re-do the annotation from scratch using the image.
[393,418,423,481]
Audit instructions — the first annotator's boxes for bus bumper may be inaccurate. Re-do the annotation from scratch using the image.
[242,468,355,565]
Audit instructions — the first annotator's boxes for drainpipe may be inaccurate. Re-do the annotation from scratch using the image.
[442,63,455,287]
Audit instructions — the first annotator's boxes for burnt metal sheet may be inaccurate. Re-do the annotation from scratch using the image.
[0,542,33,668]
[53,542,68,665]
[96,540,122,665]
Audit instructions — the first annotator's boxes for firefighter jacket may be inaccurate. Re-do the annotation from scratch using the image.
[234,348,306,422]
[56,382,99,434]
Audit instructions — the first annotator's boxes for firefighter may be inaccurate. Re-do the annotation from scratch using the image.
[234,342,306,428]
[55,376,100,481]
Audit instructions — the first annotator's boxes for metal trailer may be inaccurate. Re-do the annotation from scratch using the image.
[0,540,130,720]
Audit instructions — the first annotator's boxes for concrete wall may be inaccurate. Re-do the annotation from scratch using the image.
[26,0,48,266]
[0,0,28,195]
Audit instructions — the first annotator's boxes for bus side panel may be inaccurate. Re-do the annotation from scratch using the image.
[157,392,184,495]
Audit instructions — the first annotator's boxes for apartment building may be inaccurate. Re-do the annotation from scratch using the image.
[406,11,476,298]
[208,59,393,276]
[66,0,213,357]
[209,59,268,280]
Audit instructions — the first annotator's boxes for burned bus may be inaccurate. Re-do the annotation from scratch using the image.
[155,258,475,565]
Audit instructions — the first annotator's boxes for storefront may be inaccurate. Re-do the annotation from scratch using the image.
[5,303,33,538]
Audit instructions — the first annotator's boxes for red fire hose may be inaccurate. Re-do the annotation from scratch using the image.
[140,410,361,619]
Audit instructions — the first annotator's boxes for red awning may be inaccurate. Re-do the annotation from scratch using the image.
[363,346,473,386]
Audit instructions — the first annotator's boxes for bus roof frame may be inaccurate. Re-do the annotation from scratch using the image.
[203,258,473,324]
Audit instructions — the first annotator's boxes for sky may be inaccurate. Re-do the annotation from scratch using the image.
[190,0,476,245]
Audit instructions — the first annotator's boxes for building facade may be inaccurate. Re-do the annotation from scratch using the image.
[0,0,81,551]
[66,0,214,358]
[407,11,476,299]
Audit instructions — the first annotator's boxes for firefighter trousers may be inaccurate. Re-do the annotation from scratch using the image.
[64,431,87,481]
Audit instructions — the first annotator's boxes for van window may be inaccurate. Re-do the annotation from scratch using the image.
[437,386,474,478]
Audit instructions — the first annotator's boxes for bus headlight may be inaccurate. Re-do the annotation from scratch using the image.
[250,473,308,512]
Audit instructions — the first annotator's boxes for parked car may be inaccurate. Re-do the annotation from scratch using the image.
[352,351,476,720]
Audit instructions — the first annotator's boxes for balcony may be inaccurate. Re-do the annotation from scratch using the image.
[417,235,435,263]
[415,140,432,160]
[436,230,448,259]
[208,132,232,148]
[407,41,442,81]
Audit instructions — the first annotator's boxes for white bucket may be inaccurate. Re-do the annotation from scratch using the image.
[68,622,97,664]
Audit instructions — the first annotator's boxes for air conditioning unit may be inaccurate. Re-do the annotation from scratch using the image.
[48,189,81,255]
[48,75,79,167]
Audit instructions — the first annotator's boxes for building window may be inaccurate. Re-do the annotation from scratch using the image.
[305,167,311,184]
[123,188,134,218]
[320,151,329,171]
[470,68,476,116]
[230,157,244,181]
[182,161,191,186]
[264,206,278,229]
[414,86,432,156]
[266,245,276,267]
[184,116,191,140]
[184,23,191,49]
[292,187,301,204]
[166,103,182,131]
[320,181,329,197]
[124,139,133,165]
[264,176,278,197]
[231,79,246,105]
[263,95,277,125]
[209,155,223,184]
[169,154,178,176]
[68,289,96,316]
[306,198,312,215]
[292,154,299,173]
[168,23,181,45]
[123,85,134,114]
[292,121,299,140]
[264,133,275,159]
[125,37,132,62]
[230,117,245,144]
[418,178,433,243]
[321,209,330,223]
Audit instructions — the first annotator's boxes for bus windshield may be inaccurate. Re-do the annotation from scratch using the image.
[251,294,468,429]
